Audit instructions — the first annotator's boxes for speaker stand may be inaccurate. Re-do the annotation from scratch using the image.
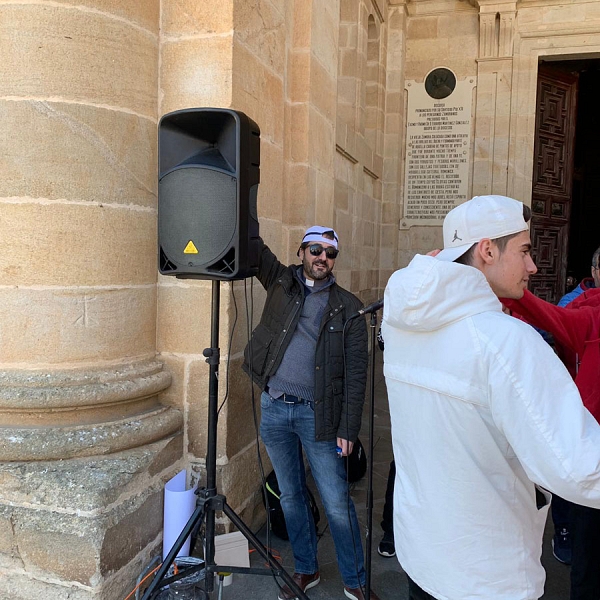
[142,280,309,600]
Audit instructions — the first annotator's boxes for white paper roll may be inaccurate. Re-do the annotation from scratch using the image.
[163,470,197,560]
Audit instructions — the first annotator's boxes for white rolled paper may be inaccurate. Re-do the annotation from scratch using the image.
[163,470,198,560]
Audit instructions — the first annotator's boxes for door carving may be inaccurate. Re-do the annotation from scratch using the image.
[529,65,578,303]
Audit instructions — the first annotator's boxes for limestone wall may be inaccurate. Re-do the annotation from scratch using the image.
[395,0,600,267]
[335,0,389,302]
[156,0,392,537]
[392,0,480,264]
[157,0,281,533]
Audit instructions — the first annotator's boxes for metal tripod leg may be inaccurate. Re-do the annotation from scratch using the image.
[141,501,206,600]
[221,503,310,599]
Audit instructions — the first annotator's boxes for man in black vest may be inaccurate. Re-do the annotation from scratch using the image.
[243,226,378,600]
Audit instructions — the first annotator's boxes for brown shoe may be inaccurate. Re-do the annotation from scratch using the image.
[277,571,320,600]
[343,585,381,600]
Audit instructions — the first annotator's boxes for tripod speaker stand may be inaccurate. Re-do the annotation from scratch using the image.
[142,281,310,599]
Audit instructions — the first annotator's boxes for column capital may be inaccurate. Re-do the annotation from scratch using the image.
[475,0,517,13]
[477,1,516,58]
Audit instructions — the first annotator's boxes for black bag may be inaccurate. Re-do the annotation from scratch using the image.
[263,470,320,540]
[344,437,367,483]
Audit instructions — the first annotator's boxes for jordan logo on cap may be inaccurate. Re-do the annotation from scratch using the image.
[452,230,462,243]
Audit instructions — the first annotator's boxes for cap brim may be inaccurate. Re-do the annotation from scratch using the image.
[435,244,473,262]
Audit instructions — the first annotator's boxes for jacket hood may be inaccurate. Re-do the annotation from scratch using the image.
[383,254,502,332]
[581,277,596,292]
[569,286,600,310]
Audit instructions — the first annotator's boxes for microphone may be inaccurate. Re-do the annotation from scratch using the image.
[347,298,383,320]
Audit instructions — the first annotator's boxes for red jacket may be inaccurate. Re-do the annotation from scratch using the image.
[503,289,600,422]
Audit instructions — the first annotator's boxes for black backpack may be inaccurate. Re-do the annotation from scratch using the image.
[344,437,367,483]
[263,470,320,540]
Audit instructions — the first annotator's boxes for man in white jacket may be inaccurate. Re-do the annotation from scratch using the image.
[382,195,600,600]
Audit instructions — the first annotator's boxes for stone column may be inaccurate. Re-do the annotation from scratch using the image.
[0,2,182,598]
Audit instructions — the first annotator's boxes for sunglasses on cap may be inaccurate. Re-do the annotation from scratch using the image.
[307,244,339,259]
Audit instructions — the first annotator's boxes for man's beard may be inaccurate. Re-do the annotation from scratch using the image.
[303,257,332,280]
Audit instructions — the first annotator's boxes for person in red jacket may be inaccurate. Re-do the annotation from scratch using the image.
[503,286,600,600]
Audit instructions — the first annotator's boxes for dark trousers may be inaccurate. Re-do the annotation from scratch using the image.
[551,493,572,531]
[381,460,396,533]
[407,575,436,600]
[570,503,600,600]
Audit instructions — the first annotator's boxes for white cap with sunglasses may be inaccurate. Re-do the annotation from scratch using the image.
[301,226,339,248]
[298,226,340,259]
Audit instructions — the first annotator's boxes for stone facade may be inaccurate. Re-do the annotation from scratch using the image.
[1,0,599,597]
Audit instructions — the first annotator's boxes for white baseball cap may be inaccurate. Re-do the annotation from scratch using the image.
[301,226,339,249]
[436,195,528,262]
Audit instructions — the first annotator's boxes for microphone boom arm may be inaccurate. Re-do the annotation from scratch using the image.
[347,298,383,320]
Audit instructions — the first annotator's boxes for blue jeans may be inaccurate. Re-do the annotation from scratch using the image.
[260,391,365,588]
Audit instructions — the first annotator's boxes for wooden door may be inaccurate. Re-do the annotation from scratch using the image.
[529,65,578,303]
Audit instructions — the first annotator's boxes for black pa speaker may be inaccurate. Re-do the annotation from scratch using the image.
[158,108,260,280]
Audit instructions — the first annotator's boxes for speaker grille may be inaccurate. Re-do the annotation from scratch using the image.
[159,167,237,269]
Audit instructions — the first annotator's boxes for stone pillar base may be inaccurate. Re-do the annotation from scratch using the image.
[0,434,183,599]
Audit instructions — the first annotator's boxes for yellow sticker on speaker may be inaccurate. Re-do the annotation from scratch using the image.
[183,240,199,254]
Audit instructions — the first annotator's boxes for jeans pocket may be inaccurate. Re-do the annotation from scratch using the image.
[260,391,273,410]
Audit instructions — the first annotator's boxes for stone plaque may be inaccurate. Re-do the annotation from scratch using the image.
[401,69,476,228]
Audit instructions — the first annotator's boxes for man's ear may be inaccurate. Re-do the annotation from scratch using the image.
[297,246,304,259]
[476,239,496,265]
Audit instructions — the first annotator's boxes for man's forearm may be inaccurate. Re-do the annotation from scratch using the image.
[504,290,586,355]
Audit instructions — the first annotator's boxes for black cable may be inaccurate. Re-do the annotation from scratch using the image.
[217,281,237,416]
[243,277,285,594]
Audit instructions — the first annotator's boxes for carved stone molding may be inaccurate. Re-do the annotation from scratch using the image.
[0,360,180,460]
[479,13,498,58]
[499,11,515,56]
[477,0,516,59]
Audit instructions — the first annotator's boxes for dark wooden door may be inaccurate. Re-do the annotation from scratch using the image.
[529,65,578,303]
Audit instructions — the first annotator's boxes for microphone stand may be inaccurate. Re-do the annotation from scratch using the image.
[346,300,382,600]
[364,307,379,600]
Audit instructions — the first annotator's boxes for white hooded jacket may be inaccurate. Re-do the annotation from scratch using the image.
[382,255,600,600]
